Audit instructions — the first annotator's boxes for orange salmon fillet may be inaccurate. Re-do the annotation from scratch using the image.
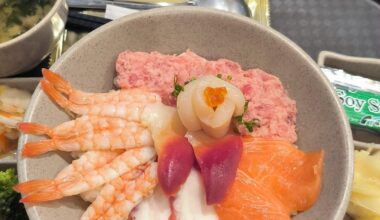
[216,169,290,220]
[215,137,324,219]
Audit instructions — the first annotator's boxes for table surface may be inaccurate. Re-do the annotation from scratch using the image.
[11,0,380,78]
[271,0,380,60]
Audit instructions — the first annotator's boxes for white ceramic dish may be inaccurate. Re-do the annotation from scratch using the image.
[18,7,353,220]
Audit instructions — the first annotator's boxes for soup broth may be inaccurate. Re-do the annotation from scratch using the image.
[0,0,55,43]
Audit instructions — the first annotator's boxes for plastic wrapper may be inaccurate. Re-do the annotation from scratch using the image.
[321,67,380,134]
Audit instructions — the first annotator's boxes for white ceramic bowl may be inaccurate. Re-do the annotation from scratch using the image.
[18,7,353,220]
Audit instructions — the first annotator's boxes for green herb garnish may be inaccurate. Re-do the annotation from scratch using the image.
[243,118,260,132]
[243,100,249,113]
[234,116,260,132]
[234,115,243,124]
[216,74,222,78]
[171,76,184,97]
[227,75,232,80]
[234,100,260,132]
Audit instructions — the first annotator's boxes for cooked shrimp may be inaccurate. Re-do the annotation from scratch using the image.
[42,69,161,106]
[13,150,121,198]
[13,147,156,203]
[56,150,123,180]
[37,72,194,197]
[18,115,147,139]
[42,79,152,121]
[80,163,150,203]
[19,118,153,157]
[81,162,158,220]
[80,186,102,203]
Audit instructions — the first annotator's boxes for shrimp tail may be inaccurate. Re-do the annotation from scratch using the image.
[14,179,64,203]
[18,122,52,136]
[20,191,63,203]
[22,140,56,157]
[13,179,55,194]
[40,80,70,109]
[42,68,72,95]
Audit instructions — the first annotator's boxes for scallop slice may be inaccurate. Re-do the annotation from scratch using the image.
[193,87,235,138]
[195,75,245,116]
[177,80,202,131]
[177,75,245,138]
[193,76,244,138]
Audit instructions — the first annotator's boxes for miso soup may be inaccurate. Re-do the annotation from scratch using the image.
[0,0,55,43]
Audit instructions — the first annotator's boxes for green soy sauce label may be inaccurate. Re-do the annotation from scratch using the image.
[335,85,380,133]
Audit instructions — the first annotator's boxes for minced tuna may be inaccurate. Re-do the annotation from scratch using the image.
[115,50,297,143]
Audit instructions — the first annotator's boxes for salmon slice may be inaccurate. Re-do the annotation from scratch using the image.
[216,169,290,220]
[241,137,324,213]
[215,137,324,219]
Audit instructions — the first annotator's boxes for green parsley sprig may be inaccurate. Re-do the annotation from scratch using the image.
[171,76,184,98]
[171,76,198,97]
[234,101,260,133]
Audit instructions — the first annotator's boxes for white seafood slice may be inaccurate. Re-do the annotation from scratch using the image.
[193,94,235,138]
[174,169,218,220]
[194,75,245,116]
[131,186,171,220]
[141,102,186,147]
[177,75,245,138]
[177,80,202,131]
[132,169,218,220]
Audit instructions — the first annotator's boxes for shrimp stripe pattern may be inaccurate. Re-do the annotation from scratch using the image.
[12,151,123,197]
[81,162,158,220]
[20,121,153,156]
[56,151,123,180]
[14,147,156,203]
[18,115,149,139]
[42,68,161,106]
[14,151,122,196]
[41,80,151,121]
[79,163,151,203]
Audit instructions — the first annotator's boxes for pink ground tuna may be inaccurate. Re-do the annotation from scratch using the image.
[115,50,297,143]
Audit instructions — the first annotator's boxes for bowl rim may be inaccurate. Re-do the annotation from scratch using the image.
[0,0,67,48]
[18,6,354,220]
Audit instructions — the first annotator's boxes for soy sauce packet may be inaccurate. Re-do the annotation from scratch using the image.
[321,67,380,133]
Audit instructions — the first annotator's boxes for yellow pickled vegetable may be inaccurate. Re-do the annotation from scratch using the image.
[348,150,380,220]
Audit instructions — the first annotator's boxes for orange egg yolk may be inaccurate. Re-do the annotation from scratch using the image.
[204,87,227,109]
